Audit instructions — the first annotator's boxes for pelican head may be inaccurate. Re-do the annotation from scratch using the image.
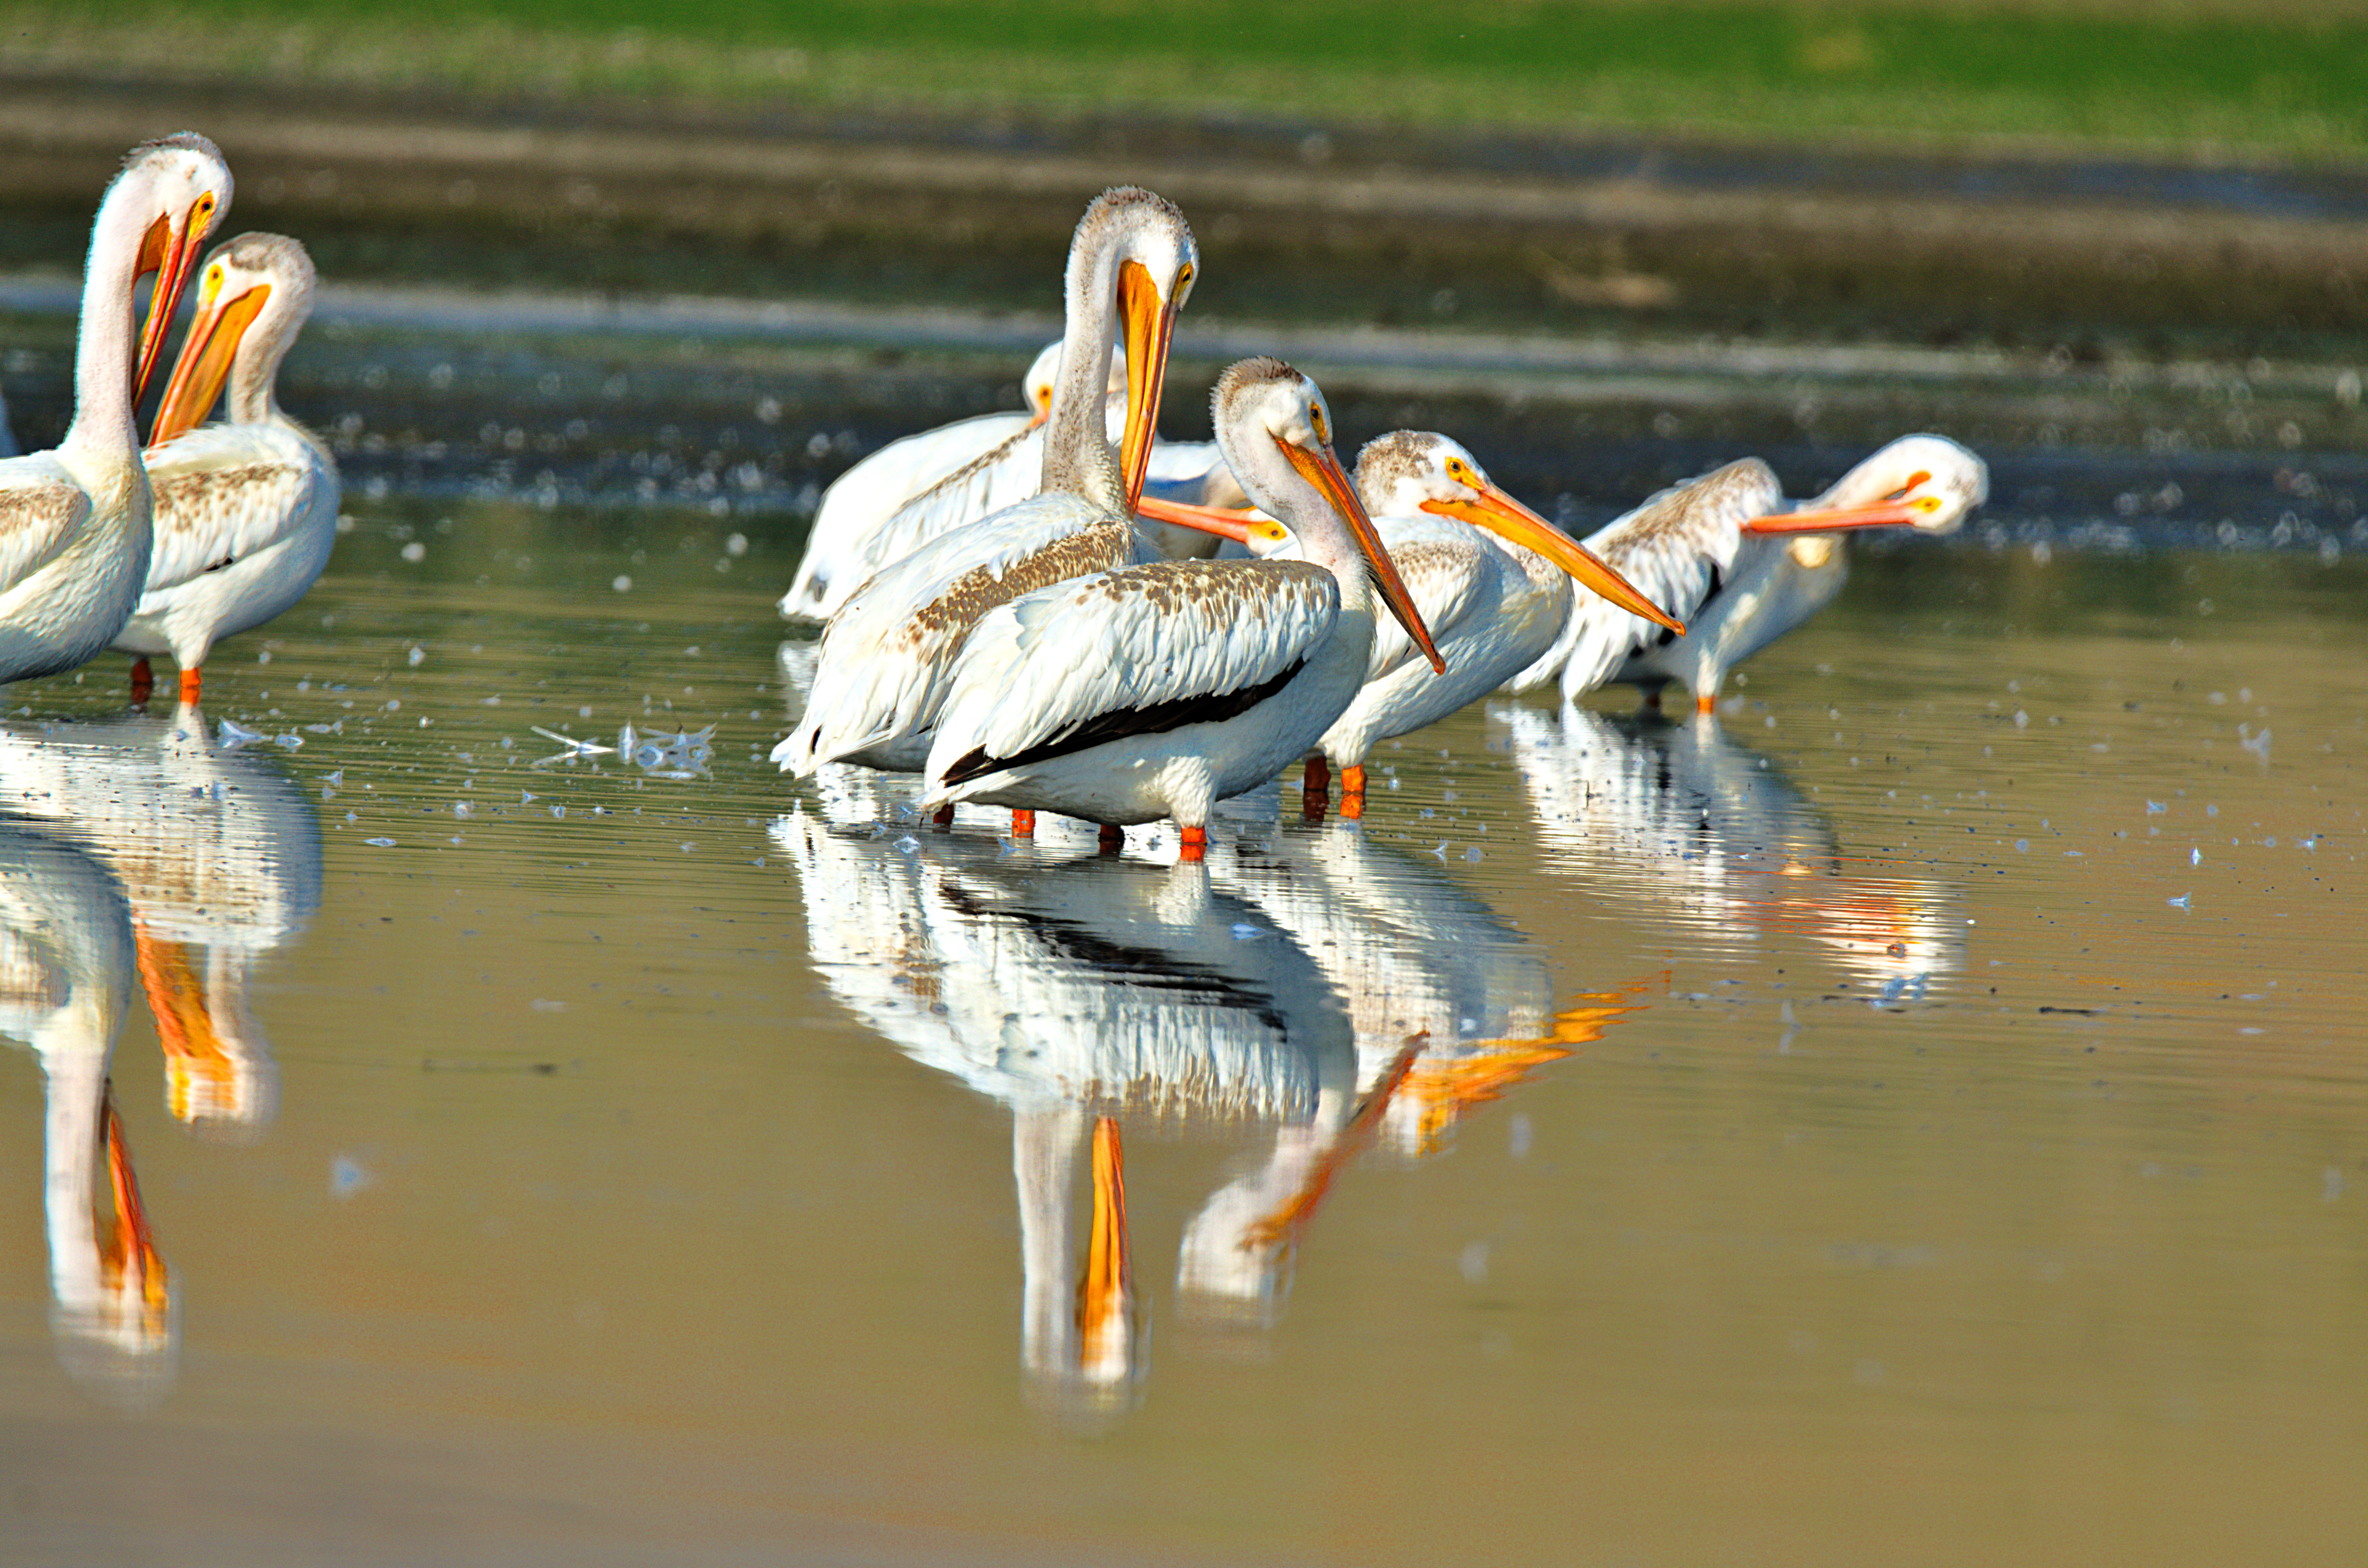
[149,231,316,447]
[1357,430,1685,634]
[1021,336,1129,429]
[110,133,234,404]
[1822,434,1989,532]
[1212,358,1445,673]
[1063,187,1197,514]
[1021,340,1063,427]
[1747,433,1989,540]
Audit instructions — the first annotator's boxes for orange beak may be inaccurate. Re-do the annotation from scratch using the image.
[1424,483,1684,636]
[1279,434,1446,673]
[149,277,270,448]
[1745,494,1946,534]
[1135,494,1257,543]
[131,199,215,405]
[1114,259,1177,517]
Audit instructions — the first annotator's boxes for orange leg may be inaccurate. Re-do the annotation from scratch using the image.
[177,665,203,704]
[933,803,956,828]
[1097,823,1124,855]
[1178,825,1208,862]
[1695,691,1717,715]
[1339,763,1367,821]
[1300,753,1330,819]
[128,657,154,705]
[1010,808,1036,839]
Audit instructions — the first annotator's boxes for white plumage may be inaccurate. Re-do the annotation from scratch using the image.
[920,358,1443,853]
[1517,435,1987,711]
[117,232,337,703]
[777,187,1202,781]
[1210,430,1682,813]
[777,341,1072,622]
[0,135,232,686]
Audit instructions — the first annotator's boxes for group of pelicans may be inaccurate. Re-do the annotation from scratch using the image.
[0,134,337,707]
[773,187,1988,853]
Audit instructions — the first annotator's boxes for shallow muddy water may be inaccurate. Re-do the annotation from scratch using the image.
[0,492,2358,1566]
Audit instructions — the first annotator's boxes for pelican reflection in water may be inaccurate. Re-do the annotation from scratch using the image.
[0,703,323,1134]
[0,819,171,1404]
[780,790,1652,1412]
[1493,702,1963,1003]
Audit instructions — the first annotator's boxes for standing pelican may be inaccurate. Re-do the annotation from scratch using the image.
[117,233,337,705]
[778,341,1072,622]
[1157,430,1683,817]
[777,187,1203,790]
[786,344,1245,626]
[1516,435,1986,711]
[0,135,231,685]
[922,358,1446,860]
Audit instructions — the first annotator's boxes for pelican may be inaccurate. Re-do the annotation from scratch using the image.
[778,340,1072,622]
[0,135,230,686]
[784,343,1247,626]
[920,358,1445,860]
[777,187,1204,799]
[116,233,337,706]
[1155,430,1683,817]
[0,818,174,1403]
[1515,435,1986,712]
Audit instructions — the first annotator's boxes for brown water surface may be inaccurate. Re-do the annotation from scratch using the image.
[0,492,2362,1565]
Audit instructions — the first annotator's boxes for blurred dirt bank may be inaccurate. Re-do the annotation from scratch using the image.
[4,69,2365,358]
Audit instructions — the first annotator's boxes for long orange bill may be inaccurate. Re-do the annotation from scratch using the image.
[1076,1116,1131,1377]
[1744,495,1946,534]
[1114,259,1176,517]
[1279,435,1447,673]
[1135,494,1257,543]
[1424,484,1685,636]
[132,204,209,405]
[150,280,270,448]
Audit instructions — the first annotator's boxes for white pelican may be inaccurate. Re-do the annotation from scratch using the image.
[777,341,1072,622]
[0,818,174,1403]
[776,187,1204,802]
[0,135,231,686]
[116,233,337,706]
[1515,435,1987,712]
[1154,429,1683,818]
[784,347,1245,626]
[921,358,1445,861]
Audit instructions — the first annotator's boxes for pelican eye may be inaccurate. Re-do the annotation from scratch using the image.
[1309,405,1329,443]
[1174,261,1195,299]
[1446,457,1477,487]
